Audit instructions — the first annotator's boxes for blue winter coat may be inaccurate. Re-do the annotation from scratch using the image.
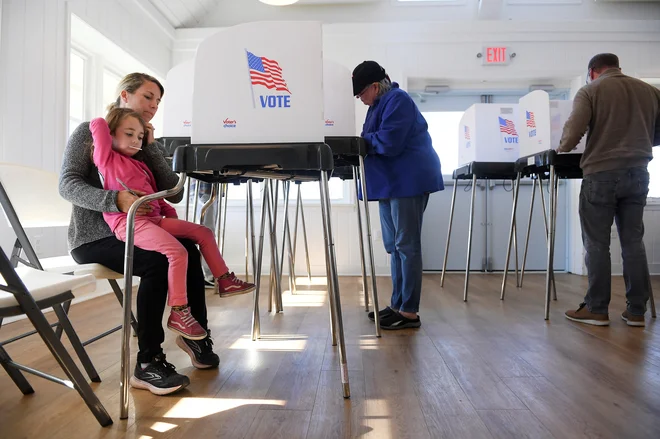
[361,83,444,200]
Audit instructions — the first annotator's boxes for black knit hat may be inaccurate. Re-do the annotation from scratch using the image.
[352,61,387,96]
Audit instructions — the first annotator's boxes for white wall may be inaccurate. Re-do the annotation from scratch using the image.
[173,20,660,276]
[0,0,174,260]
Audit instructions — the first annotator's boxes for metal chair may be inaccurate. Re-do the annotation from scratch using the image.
[0,247,112,427]
[0,163,138,343]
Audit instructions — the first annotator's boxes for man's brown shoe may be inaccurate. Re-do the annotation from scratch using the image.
[621,311,645,327]
[565,303,609,326]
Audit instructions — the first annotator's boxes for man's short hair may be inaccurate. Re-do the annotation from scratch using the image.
[588,53,620,73]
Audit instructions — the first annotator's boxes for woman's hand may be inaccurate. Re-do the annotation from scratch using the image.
[145,122,156,145]
[116,190,153,215]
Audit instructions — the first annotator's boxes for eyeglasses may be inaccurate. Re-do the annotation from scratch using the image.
[356,84,373,99]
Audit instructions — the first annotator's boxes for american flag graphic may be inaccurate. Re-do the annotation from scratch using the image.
[526,111,536,128]
[247,51,291,94]
[464,126,470,140]
[499,117,518,136]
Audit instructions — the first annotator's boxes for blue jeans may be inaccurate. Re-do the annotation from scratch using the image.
[580,167,650,316]
[379,194,429,313]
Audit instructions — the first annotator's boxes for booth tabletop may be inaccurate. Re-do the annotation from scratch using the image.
[172,142,334,175]
[452,161,517,180]
[515,150,583,179]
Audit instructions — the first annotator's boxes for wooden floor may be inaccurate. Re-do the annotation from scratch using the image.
[1,272,659,439]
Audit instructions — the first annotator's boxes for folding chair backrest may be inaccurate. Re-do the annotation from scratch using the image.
[0,162,71,229]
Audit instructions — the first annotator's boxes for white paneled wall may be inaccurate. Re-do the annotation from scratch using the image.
[0,0,173,257]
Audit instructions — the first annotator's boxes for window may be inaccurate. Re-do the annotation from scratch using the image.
[69,51,86,136]
[423,111,465,175]
[102,69,122,111]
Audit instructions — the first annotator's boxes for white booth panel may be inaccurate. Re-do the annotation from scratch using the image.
[458,103,520,166]
[518,90,585,158]
[323,60,355,137]
[162,59,194,137]
[192,22,324,144]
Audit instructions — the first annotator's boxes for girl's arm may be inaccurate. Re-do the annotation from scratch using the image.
[90,118,115,170]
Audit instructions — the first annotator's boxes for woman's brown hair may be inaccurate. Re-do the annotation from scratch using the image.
[107,72,165,111]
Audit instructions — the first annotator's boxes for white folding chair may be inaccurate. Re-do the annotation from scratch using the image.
[0,247,112,427]
[0,162,138,345]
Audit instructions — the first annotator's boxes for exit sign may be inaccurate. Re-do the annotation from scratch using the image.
[482,46,510,65]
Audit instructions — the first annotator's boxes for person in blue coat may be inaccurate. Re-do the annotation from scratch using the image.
[353,60,444,329]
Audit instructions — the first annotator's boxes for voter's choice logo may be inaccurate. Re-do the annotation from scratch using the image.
[325,119,335,127]
[183,120,192,128]
[247,50,291,109]
[223,118,237,128]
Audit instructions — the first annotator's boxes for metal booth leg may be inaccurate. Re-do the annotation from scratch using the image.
[184,177,191,221]
[358,156,381,336]
[537,176,557,300]
[513,183,520,288]
[192,180,200,223]
[464,175,478,302]
[320,181,338,347]
[545,166,557,319]
[221,184,229,254]
[352,166,369,312]
[319,171,350,398]
[245,185,250,282]
[441,177,458,288]
[520,177,537,287]
[251,180,267,341]
[500,173,521,300]
[298,189,313,282]
[279,182,296,295]
[267,181,283,313]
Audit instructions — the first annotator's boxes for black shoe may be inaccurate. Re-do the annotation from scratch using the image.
[129,354,190,396]
[176,332,220,369]
[204,279,215,289]
[380,312,421,330]
[368,306,396,321]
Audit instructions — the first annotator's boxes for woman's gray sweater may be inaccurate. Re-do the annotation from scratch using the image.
[58,122,184,251]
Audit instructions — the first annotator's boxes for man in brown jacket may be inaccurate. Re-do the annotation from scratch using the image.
[560,53,660,327]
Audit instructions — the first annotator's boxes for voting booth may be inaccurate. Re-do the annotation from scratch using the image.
[457,104,520,166]
[192,22,324,144]
[323,60,356,137]
[162,59,194,138]
[518,90,586,158]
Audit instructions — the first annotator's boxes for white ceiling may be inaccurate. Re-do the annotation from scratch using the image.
[147,0,660,29]
[147,0,379,28]
[147,0,222,28]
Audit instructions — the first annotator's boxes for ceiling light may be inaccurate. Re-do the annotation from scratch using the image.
[259,0,300,5]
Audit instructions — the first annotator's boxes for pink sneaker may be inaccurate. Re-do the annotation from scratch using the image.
[167,307,207,340]
[217,272,256,298]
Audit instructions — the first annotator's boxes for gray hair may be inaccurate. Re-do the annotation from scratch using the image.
[376,77,392,97]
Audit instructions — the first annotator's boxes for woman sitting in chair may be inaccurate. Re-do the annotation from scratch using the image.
[59,73,216,396]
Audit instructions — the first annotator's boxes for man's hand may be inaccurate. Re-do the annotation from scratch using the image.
[116,190,152,215]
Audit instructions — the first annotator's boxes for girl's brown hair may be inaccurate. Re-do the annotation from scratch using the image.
[90,108,148,160]
[107,72,165,111]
